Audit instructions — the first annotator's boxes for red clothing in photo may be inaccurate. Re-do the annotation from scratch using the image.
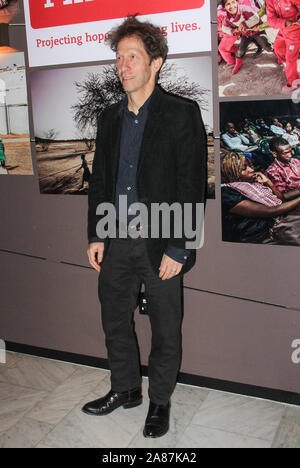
[218,5,228,39]
[240,0,261,11]
[222,4,263,37]
[267,0,300,85]
[267,158,300,192]
[219,3,264,64]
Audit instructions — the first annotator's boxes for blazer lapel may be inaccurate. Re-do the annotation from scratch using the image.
[137,86,164,177]
[110,108,123,189]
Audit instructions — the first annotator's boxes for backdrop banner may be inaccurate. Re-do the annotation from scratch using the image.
[30,55,214,195]
[24,0,211,67]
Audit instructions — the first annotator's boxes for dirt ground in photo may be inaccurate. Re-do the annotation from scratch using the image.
[36,136,216,197]
[1,134,34,175]
[218,31,300,97]
[36,141,93,194]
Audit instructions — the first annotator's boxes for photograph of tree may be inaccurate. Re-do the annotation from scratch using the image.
[218,0,300,97]
[220,98,300,246]
[0,51,33,176]
[30,55,214,196]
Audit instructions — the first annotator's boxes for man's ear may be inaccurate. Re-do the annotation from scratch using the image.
[271,151,277,158]
[152,56,163,74]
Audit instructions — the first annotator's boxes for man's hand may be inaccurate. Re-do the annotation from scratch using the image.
[255,172,269,185]
[237,24,247,33]
[249,27,260,33]
[87,242,105,272]
[159,254,183,280]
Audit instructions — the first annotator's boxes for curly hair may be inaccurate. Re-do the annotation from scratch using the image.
[221,150,249,183]
[106,16,168,64]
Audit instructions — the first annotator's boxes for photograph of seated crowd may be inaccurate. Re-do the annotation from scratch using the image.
[220,100,300,246]
[218,0,300,96]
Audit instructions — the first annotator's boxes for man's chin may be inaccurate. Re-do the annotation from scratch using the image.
[122,79,136,91]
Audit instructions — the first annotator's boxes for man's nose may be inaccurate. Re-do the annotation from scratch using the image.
[120,57,130,71]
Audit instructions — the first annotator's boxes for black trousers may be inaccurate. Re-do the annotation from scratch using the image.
[237,33,272,58]
[98,233,183,406]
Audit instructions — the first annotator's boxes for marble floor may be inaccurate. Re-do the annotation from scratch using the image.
[0,352,299,448]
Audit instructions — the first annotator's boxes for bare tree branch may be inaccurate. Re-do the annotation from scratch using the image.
[72,63,209,132]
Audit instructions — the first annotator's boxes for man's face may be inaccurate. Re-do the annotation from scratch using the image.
[224,0,238,15]
[227,123,236,134]
[275,144,293,164]
[116,35,159,96]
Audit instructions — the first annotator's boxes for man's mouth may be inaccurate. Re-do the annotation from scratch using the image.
[122,75,134,82]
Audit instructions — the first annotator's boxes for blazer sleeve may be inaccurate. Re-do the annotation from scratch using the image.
[168,101,207,251]
[87,112,107,242]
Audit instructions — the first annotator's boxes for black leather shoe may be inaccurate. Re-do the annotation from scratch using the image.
[81,387,142,416]
[143,401,170,438]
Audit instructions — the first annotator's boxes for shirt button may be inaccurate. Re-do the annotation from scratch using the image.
[184,256,187,259]
[135,119,138,124]
[129,165,133,168]
[127,186,131,191]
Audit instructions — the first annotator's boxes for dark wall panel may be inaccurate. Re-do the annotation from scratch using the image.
[0,251,299,394]
[0,251,106,358]
[182,289,300,394]
[2,179,300,310]
[0,1,299,397]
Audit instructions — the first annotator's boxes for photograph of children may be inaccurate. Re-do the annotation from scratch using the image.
[0,0,19,23]
[30,55,215,196]
[0,51,33,175]
[220,98,300,245]
[218,0,300,97]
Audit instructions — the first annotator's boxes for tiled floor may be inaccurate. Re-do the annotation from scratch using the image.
[0,352,299,448]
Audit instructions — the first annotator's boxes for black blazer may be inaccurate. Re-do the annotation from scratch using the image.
[88,86,207,276]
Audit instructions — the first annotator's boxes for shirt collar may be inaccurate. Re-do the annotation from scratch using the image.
[275,158,292,168]
[119,85,158,117]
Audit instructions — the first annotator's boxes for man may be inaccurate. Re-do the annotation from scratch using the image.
[256,118,274,137]
[240,121,261,144]
[267,137,300,192]
[222,121,274,170]
[222,122,258,151]
[266,0,300,93]
[82,17,207,438]
[270,118,286,136]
